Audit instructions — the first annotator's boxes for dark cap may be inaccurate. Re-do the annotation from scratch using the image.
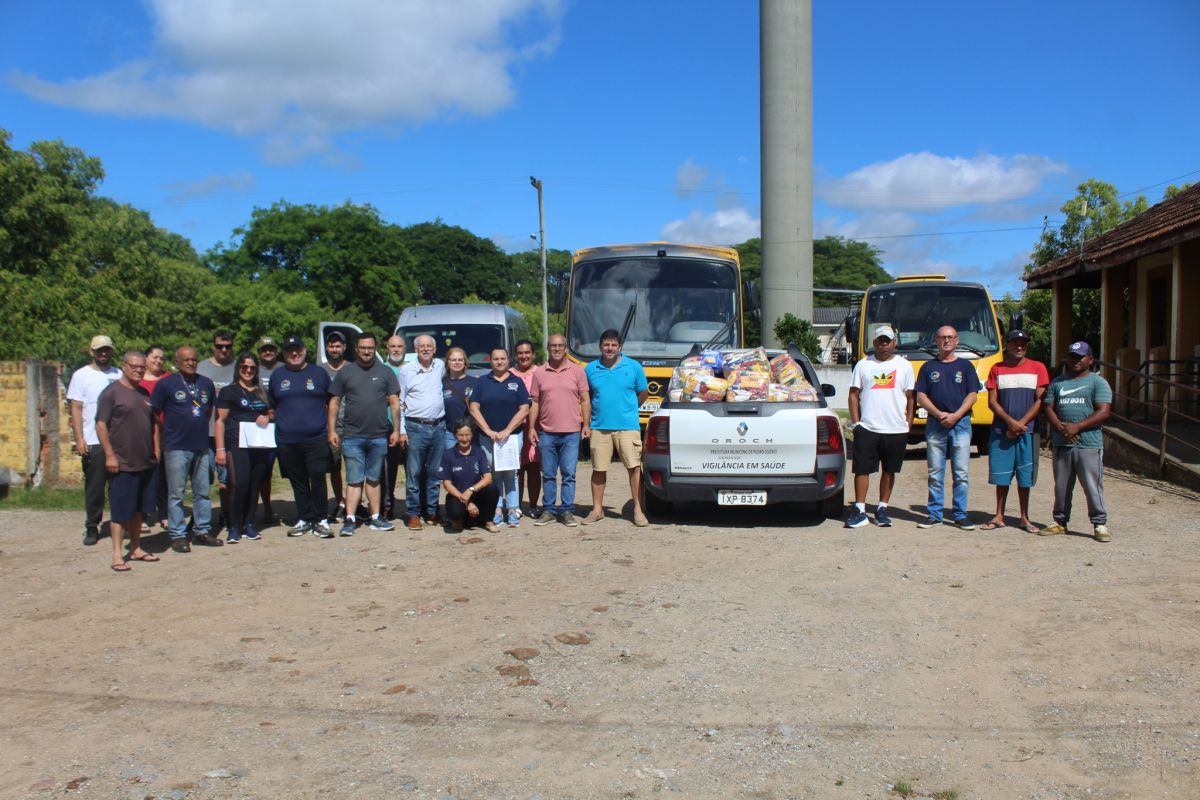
[1005,329,1030,342]
[1067,341,1092,357]
[282,335,304,350]
[325,330,346,344]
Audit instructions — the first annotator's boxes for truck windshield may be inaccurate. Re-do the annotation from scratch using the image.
[568,257,739,360]
[396,324,505,369]
[863,284,999,358]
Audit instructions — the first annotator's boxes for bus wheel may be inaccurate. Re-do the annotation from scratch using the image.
[971,427,990,456]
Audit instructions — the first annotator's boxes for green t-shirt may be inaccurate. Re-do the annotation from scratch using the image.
[1046,372,1112,448]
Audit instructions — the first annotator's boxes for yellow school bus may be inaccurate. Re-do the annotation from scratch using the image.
[847,275,1003,452]
[563,243,746,426]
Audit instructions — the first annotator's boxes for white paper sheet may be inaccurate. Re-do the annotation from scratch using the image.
[492,434,520,471]
[238,421,277,448]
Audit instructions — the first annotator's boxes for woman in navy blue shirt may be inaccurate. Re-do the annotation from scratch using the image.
[469,348,530,527]
[441,347,473,450]
[439,420,499,533]
[215,353,273,543]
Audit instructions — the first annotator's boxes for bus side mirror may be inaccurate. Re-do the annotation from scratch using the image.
[551,282,566,314]
[743,279,761,312]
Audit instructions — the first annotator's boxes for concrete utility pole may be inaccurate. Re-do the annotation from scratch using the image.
[760,0,813,347]
[530,176,548,353]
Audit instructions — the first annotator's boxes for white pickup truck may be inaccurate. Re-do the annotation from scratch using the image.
[641,350,846,518]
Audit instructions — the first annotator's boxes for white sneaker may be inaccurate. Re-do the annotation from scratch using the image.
[1093,524,1111,542]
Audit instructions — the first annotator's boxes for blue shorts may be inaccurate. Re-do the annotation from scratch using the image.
[988,429,1038,488]
[109,468,158,523]
[342,436,388,484]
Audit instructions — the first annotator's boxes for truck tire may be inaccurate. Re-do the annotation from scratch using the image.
[642,481,672,517]
[820,486,845,520]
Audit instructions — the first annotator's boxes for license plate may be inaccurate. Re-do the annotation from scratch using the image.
[640,399,661,413]
[718,490,766,506]
[916,408,928,419]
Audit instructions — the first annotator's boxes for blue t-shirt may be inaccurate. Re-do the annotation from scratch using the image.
[438,444,492,493]
[914,357,983,415]
[470,372,531,433]
[442,375,474,428]
[269,364,331,444]
[151,372,216,452]
[586,355,648,430]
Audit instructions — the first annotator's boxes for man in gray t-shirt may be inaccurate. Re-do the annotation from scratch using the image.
[197,331,236,523]
[327,331,402,534]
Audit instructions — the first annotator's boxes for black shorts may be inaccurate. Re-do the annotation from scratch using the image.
[851,426,907,475]
[109,468,158,523]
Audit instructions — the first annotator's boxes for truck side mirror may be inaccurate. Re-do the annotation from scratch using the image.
[821,384,836,398]
[743,279,761,312]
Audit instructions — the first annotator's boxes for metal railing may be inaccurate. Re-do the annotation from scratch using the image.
[1097,358,1200,477]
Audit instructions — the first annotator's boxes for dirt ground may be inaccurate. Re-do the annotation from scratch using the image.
[2,450,1199,800]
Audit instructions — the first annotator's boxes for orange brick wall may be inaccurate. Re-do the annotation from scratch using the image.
[0,361,82,486]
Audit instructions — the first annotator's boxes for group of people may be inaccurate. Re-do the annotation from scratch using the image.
[846,323,1113,541]
[68,325,652,571]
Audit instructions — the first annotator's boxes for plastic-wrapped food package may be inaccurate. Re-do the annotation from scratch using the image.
[683,372,730,402]
[699,349,725,372]
[669,365,714,398]
[722,347,771,374]
[769,353,813,387]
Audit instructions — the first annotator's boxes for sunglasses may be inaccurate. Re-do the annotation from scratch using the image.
[214,344,232,350]
[238,364,257,371]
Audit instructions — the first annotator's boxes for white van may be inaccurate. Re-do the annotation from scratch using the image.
[393,304,529,376]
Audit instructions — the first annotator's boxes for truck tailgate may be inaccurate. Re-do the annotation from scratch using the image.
[667,405,817,476]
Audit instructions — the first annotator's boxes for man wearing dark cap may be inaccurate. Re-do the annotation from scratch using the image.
[255,336,280,524]
[982,329,1049,533]
[67,334,121,545]
[1041,341,1113,541]
[322,330,348,520]
[269,336,334,538]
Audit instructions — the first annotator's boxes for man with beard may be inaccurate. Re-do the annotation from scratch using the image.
[198,331,236,530]
[383,334,408,519]
[67,335,121,545]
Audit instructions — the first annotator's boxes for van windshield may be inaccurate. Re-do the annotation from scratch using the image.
[863,284,999,359]
[397,325,506,369]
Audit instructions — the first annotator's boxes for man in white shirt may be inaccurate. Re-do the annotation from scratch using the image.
[398,335,446,529]
[846,325,915,529]
[67,334,121,545]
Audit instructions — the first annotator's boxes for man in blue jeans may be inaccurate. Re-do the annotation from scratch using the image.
[328,331,402,535]
[529,334,592,527]
[150,346,223,552]
[914,326,982,530]
[399,335,446,530]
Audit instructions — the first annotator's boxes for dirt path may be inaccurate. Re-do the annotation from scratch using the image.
[2,452,1198,799]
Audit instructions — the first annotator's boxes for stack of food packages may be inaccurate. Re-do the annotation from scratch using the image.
[667,347,820,403]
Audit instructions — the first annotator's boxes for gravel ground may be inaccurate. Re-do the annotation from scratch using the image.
[2,451,1198,800]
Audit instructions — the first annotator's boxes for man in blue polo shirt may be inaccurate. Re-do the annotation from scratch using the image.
[914,325,982,530]
[269,335,335,539]
[151,345,222,553]
[583,329,649,527]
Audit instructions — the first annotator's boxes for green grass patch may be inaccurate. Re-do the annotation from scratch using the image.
[891,780,915,797]
[932,789,960,800]
[0,484,86,511]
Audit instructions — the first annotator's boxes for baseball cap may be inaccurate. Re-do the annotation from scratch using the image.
[1067,341,1092,357]
[325,330,346,344]
[282,335,305,350]
[90,335,114,350]
[873,324,896,341]
[256,336,277,351]
[1005,329,1030,342]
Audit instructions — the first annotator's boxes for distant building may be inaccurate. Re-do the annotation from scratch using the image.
[812,306,851,364]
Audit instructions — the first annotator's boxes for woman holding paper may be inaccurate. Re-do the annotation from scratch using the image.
[469,348,530,528]
[215,353,274,543]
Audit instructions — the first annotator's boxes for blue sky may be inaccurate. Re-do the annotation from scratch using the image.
[3,1,1198,298]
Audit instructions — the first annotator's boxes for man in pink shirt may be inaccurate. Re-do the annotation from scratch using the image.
[528,334,591,527]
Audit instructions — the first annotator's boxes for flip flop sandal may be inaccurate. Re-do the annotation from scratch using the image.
[1022,523,1041,533]
[111,563,131,572]
[978,521,1006,531]
[128,552,160,562]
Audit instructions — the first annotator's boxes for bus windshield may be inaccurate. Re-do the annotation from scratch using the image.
[396,324,505,369]
[863,284,999,358]
[568,257,739,360]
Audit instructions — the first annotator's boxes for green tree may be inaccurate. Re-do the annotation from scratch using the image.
[772,313,822,361]
[509,247,572,307]
[397,220,515,305]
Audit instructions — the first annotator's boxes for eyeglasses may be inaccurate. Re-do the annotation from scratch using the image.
[238,365,257,371]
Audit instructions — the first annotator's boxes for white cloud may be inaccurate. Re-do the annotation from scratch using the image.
[674,158,709,198]
[9,0,562,160]
[820,152,1068,211]
[660,207,760,245]
[162,170,256,201]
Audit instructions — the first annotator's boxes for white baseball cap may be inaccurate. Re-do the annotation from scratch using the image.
[873,325,896,341]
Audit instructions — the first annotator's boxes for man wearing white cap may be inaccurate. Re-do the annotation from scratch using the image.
[846,324,915,529]
[67,335,121,545]
[1040,341,1113,542]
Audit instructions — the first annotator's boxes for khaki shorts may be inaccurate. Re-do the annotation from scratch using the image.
[590,429,642,471]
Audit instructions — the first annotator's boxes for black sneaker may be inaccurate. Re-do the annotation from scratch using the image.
[916,517,940,529]
[311,521,335,539]
[287,521,311,537]
[528,505,544,520]
[874,507,893,527]
[83,529,99,546]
